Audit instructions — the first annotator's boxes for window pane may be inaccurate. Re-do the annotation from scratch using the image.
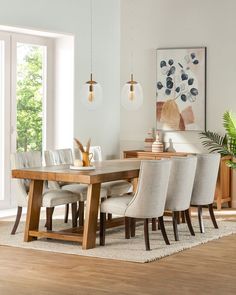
[16,43,45,152]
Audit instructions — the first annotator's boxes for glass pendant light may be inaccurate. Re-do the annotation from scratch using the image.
[81,0,102,110]
[121,72,143,111]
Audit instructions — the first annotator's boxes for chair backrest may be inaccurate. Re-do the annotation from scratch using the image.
[44,148,73,190]
[74,145,103,162]
[165,156,197,211]
[44,148,73,166]
[89,146,103,162]
[11,151,42,206]
[191,153,220,206]
[125,160,171,219]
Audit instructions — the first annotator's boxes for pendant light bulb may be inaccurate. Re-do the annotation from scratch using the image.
[128,74,135,101]
[88,84,94,102]
[87,73,96,103]
[81,73,102,110]
[129,86,135,101]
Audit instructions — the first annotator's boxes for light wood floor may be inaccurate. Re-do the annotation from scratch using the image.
[0,209,236,295]
[0,233,236,295]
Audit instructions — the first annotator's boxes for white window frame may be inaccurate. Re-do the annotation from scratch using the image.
[11,33,54,154]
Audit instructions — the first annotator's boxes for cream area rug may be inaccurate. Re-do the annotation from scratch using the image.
[0,218,236,263]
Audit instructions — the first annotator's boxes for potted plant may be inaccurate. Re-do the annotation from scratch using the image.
[201,111,236,169]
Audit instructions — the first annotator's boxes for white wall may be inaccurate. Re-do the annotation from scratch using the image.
[120,0,236,153]
[0,0,121,159]
[53,36,74,150]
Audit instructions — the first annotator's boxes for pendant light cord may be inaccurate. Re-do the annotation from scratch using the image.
[90,0,93,75]
[131,51,134,75]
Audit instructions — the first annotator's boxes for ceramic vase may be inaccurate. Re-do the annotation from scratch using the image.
[152,132,164,152]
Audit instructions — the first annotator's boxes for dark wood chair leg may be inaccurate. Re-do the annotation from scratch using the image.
[64,204,69,223]
[152,218,157,231]
[208,203,218,229]
[100,212,106,246]
[46,207,54,231]
[107,196,112,220]
[71,202,77,228]
[11,206,22,235]
[158,216,170,245]
[181,211,186,223]
[172,211,179,241]
[177,211,181,224]
[125,217,131,239]
[78,201,84,227]
[144,218,150,251]
[184,209,195,236]
[198,205,204,233]
[130,218,136,237]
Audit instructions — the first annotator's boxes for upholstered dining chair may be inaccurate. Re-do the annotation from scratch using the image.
[75,145,133,221]
[44,148,107,226]
[164,157,197,241]
[11,151,79,234]
[190,153,221,233]
[100,160,172,251]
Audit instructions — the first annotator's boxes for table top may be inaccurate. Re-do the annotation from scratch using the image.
[12,159,141,184]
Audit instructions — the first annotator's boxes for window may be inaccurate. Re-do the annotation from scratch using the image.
[0,32,52,208]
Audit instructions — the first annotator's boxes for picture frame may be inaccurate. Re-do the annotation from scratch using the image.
[156,47,206,131]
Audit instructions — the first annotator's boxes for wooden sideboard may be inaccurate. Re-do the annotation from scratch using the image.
[123,150,231,210]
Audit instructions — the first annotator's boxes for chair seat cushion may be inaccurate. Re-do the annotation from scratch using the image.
[42,190,80,208]
[100,195,133,216]
[102,180,133,196]
[61,183,107,201]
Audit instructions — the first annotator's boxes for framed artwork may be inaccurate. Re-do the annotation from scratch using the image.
[156,47,206,131]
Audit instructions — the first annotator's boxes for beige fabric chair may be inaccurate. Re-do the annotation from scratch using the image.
[191,153,220,233]
[11,151,79,234]
[100,160,172,250]
[164,156,197,241]
[44,148,107,226]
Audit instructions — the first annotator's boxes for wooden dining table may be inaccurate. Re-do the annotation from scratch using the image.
[12,160,141,249]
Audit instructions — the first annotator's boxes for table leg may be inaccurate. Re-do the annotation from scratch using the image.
[82,183,101,249]
[24,180,43,242]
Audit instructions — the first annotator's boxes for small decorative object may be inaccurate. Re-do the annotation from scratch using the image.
[144,128,155,151]
[156,47,206,131]
[152,132,164,152]
[73,159,83,167]
[74,138,93,167]
[165,138,176,152]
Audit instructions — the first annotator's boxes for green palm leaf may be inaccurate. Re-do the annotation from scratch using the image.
[200,131,230,155]
[228,137,236,156]
[223,111,236,138]
[200,111,236,169]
